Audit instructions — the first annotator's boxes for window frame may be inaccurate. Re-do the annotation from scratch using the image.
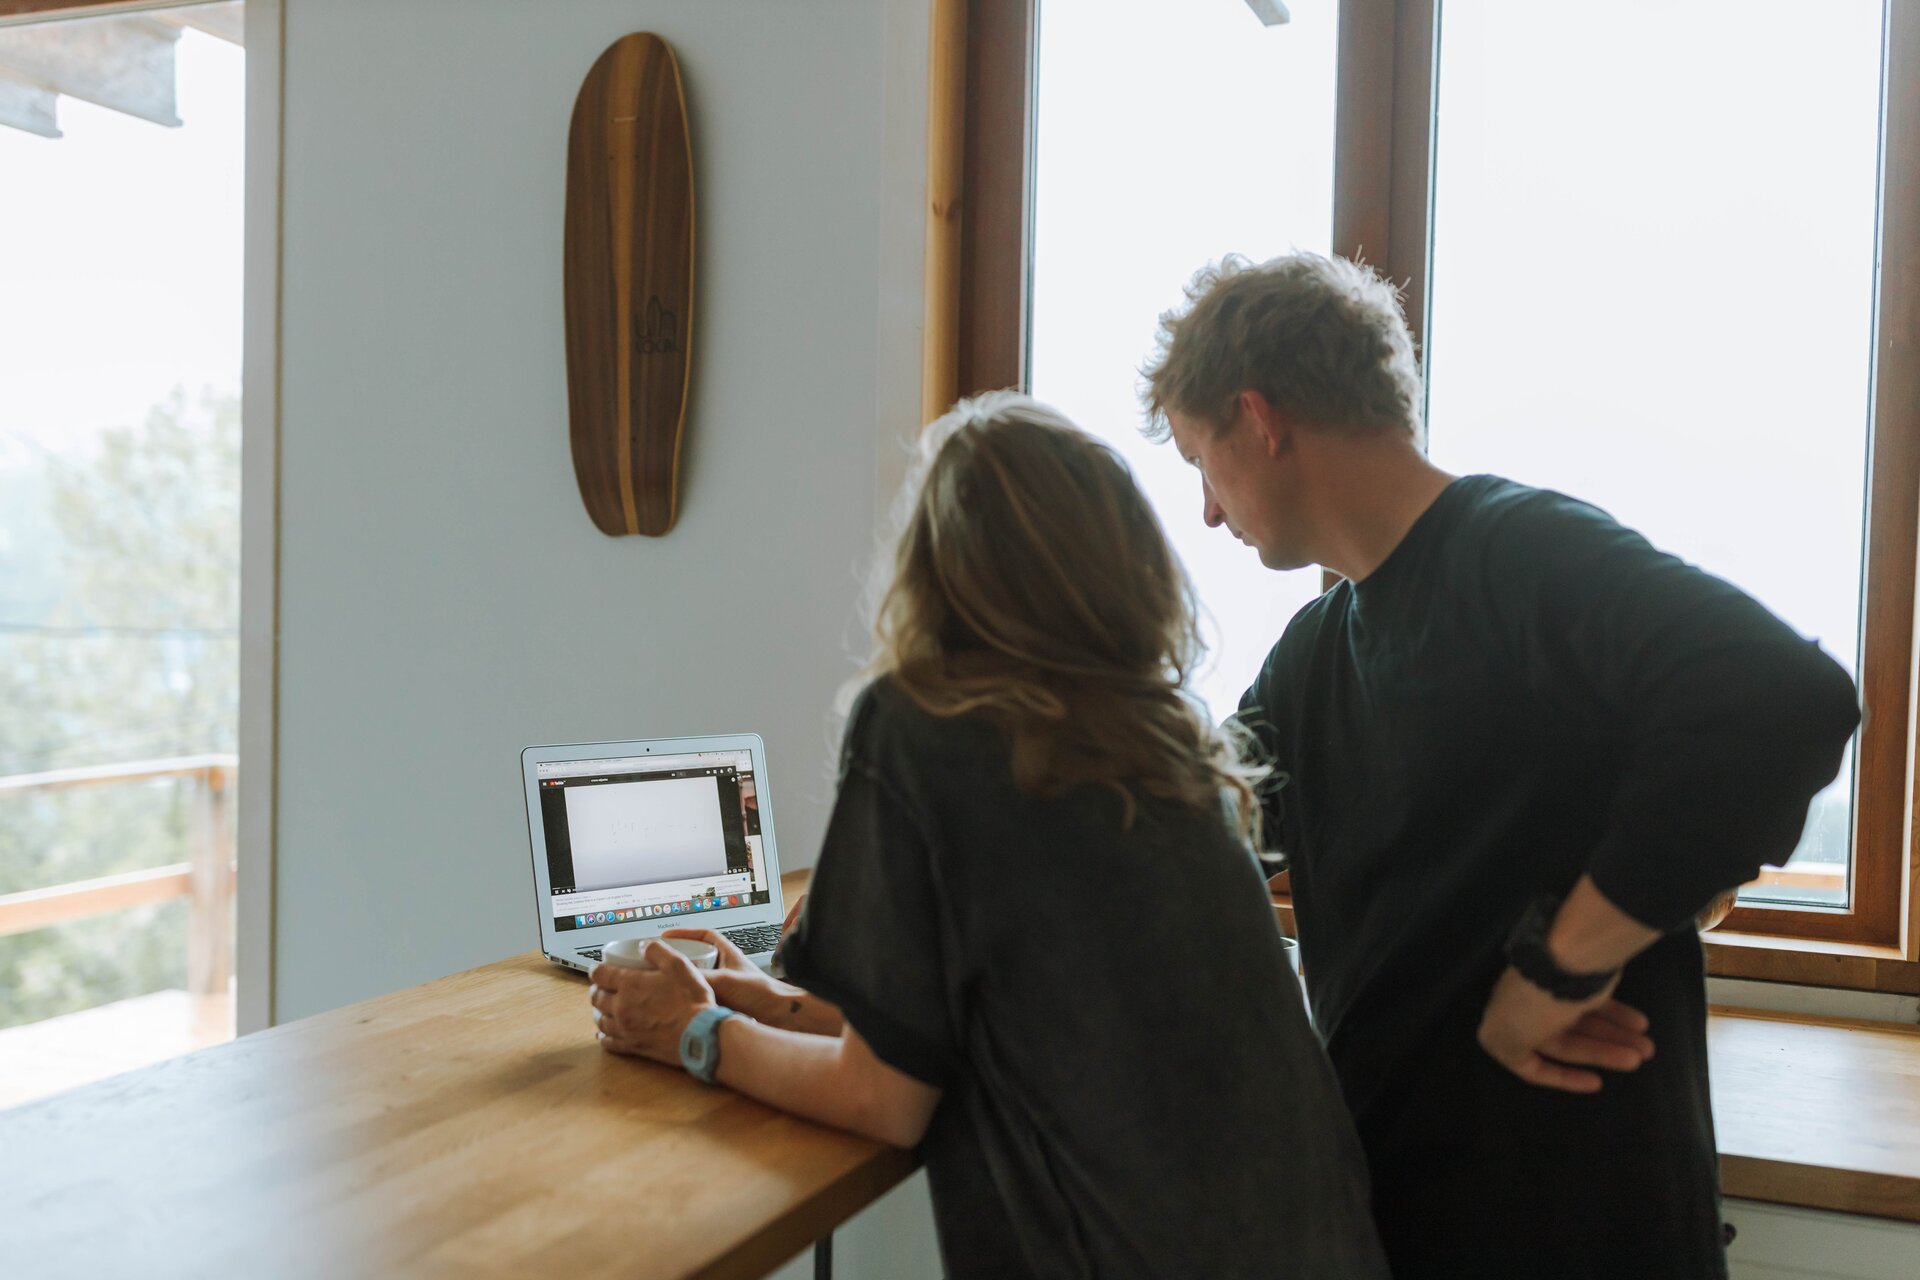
[941,0,1920,993]
[0,0,284,1029]
[0,1,167,19]
[923,0,1033,409]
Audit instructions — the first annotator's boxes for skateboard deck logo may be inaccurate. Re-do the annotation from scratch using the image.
[637,295,679,356]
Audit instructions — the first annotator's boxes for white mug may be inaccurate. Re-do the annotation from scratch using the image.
[1278,935,1304,980]
[601,935,718,971]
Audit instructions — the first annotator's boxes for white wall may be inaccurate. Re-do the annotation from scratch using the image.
[1725,1201,1920,1280]
[272,0,925,1021]
[270,6,945,1270]
[1708,979,1920,1025]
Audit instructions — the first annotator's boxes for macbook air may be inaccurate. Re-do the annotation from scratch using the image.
[522,733,787,974]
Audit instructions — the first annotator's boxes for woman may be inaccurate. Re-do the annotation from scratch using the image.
[589,393,1387,1279]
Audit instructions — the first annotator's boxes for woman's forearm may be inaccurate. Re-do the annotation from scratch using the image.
[712,972,845,1036]
[714,1019,936,1148]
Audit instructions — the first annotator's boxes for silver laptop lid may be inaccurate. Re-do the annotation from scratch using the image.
[521,733,785,958]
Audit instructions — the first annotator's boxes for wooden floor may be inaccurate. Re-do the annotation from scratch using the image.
[0,988,230,1110]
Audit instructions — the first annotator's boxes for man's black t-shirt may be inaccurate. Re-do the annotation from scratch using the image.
[1236,476,1859,1279]
[779,678,1391,1280]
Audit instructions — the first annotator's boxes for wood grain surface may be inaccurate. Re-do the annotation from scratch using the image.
[0,894,916,1278]
[564,33,694,537]
[1711,1007,1920,1222]
[953,0,1031,398]
[7,868,1914,1280]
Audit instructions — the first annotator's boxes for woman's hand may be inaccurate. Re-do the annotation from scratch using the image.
[659,926,781,1016]
[589,941,718,1066]
[661,926,757,971]
[656,925,845,1037]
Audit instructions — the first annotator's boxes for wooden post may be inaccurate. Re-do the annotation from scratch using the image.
[921,0,967,427]
[187,763,234,1046]
[953,0,1034,399]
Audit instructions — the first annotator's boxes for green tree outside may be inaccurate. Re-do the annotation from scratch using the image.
[0,385,238,1030]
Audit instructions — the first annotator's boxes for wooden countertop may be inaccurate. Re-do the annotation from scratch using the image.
[0,883,915,1279]
[3,872,1914,1279]
[1710,1007,1920,1221]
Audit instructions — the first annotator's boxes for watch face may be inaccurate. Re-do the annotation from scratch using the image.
[689,1041,707,1063]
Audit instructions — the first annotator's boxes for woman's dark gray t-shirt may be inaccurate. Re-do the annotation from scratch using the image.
[777,680,1388,1280]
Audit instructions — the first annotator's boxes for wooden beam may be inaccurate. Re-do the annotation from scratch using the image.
[0,754,235,794]
[921,0,966,425]
[1705,931,1920,996]
[0,65,56,135]
[1890,0,1920,973]
[0,863,191,938]
[0,1,172,22]
[0,13,179,127]
[955,0,1036,397]
[186,767,232,999]
[1332,0,1437,353]
[186,763,233,1041]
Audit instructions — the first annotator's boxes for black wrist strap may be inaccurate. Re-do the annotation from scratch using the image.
[1505,894,1620,1001]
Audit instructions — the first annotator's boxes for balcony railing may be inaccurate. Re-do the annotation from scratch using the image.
[0,754,237,1046]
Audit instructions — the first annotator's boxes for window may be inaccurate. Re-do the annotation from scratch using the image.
[1028,0,1342,718]
[1418,0,1912,956]
[1424,1,1882,916]
[942,0,1920,986]
[0,0,247,1103]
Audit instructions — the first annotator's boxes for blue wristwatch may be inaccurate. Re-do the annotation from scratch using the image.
[680,1008,738,1084]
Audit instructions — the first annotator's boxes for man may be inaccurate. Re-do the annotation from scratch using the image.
[1144,252,1859,1278]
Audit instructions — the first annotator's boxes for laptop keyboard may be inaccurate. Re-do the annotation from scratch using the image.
[721,923,784,955]
[574,923,783,966]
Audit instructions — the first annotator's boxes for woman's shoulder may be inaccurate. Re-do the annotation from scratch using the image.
[839,674,1008,787]
[840,675,990,756]
[842,673,936,744]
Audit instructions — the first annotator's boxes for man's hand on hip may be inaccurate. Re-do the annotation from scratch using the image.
[1477,968,1655,1093]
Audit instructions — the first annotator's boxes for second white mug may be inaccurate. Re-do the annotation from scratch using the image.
[601,936,719,971]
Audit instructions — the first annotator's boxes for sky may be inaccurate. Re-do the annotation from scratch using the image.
[0,14,244,473]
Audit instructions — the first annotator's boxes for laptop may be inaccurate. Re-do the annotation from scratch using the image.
[522,733,788,974]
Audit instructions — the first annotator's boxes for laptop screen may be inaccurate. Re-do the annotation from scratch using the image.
[535,748,771,932]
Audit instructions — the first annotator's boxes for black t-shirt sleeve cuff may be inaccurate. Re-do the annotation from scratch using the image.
[779,939,961,1089]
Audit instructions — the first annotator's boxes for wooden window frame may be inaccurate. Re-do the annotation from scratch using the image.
[941,0,1920,993]
[1705,0,1920,991]
[923,0,1034,414]
[0,1,181,19]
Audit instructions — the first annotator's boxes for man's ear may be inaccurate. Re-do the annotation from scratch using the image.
[1238,389,1290,458]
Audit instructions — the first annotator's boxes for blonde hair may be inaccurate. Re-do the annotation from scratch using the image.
[1142,252,1424,441]
[856,392,1266,840]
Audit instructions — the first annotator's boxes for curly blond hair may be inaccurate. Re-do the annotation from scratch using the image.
[1142,252,1424,442]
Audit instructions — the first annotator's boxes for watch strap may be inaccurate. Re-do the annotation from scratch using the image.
[1505,894,1620,1001]
[680,1007,737,1084]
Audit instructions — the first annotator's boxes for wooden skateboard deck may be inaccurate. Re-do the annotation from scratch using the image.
[564,33,694,537]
